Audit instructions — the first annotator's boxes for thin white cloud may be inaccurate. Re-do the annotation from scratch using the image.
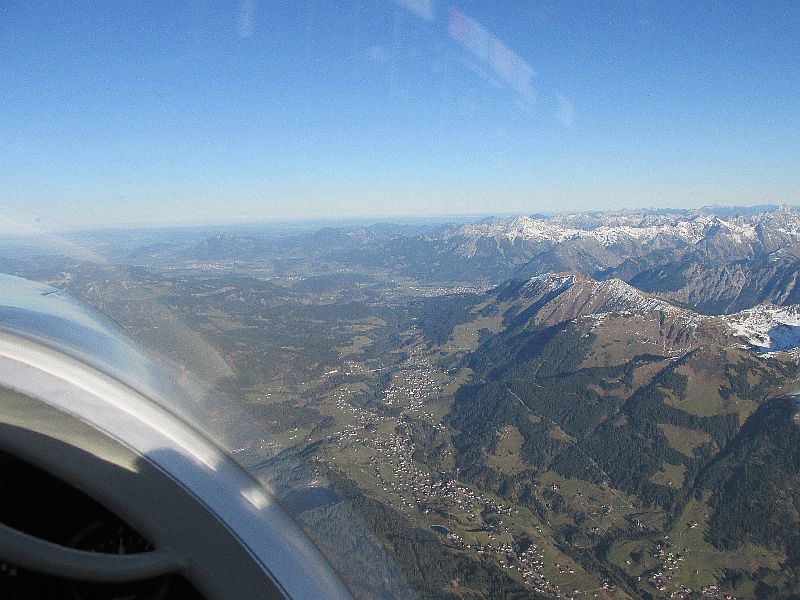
[238,0,255,39]
[366,45,388,64]
[555,93,575,127]
[393,0,434,22]
[449,7,536,104]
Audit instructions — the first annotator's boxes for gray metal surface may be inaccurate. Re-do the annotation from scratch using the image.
[0,274,354,600]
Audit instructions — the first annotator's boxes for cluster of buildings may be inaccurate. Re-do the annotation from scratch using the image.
[319,339,602,598]
[510,545,562,595]
[646,538,686,592]
[381,351,442,412]
[640,538,730,598]
[328,408,574,597]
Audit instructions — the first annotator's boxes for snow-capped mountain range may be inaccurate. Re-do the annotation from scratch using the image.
[454,213,719,248]
[449,206,800,251]
[436,206,800,314]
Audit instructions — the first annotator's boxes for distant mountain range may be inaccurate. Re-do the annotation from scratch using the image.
[124,205,800,315]
[441,206,800,312]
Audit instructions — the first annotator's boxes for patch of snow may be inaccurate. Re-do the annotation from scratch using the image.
[521,273,575,295]
[725,305,800,352]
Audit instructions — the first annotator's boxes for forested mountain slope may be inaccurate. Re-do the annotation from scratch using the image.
[429,272,800,597]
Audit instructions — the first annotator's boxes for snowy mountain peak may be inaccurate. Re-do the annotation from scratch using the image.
[520,272,576,296]
[513,272,688,328]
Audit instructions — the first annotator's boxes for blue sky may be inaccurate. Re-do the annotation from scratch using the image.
[1,1,798,229]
